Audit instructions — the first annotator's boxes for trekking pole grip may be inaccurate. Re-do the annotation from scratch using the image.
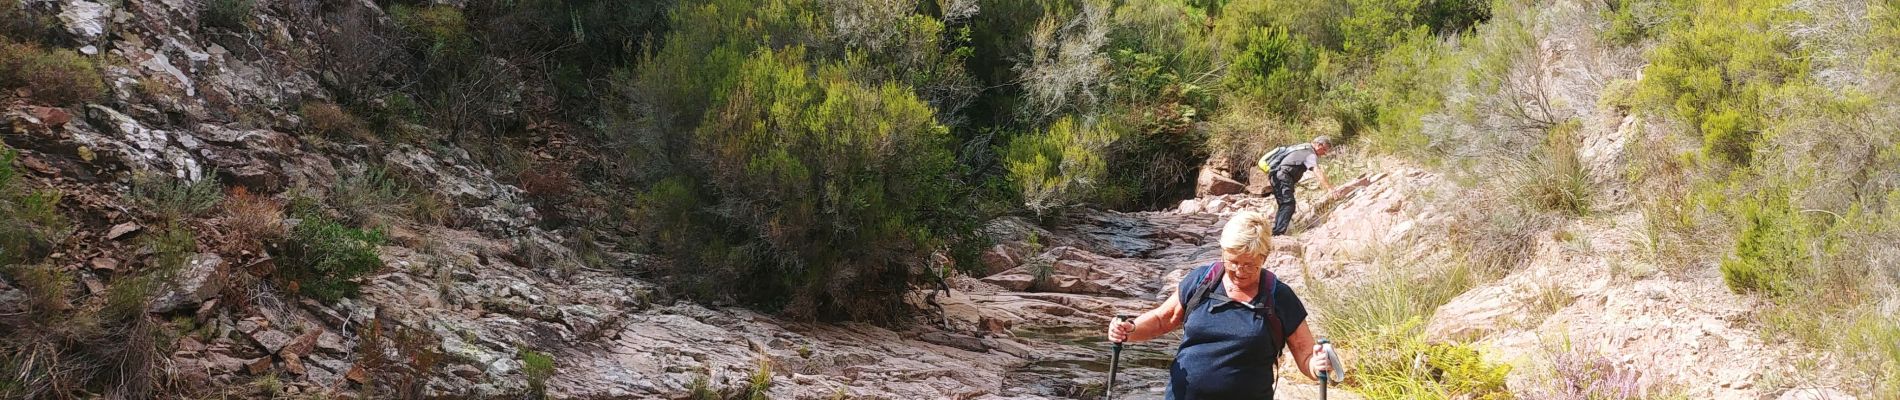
[1113,314,1135,343]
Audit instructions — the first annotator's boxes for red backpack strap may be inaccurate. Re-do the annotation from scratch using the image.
[1181,262,1225,318]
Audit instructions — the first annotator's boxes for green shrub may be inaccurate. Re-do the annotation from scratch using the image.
[1003,116,1118,216]
[1719,190,1810,296]
[747,358,773,400]
[277,210,385,303]
[391,4,473,58]
[130,173,224,224]
[1224,26,1321,120]
[521,349,555,398]
[1635,0,1808,165]
[638,47,974,323]
[201,0,253,31]
[0,148,67,266]
[0,40,106,106]
[1601,0,1673,45]
[143,225,197,275]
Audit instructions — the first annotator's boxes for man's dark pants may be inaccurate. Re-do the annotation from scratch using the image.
[1271,168,1298,236]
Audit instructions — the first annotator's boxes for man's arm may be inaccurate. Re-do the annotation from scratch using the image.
[1306,154,1333,191]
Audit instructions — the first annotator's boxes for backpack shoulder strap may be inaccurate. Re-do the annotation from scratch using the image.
[1260,270,1285,342]
[1180,262,1224,318]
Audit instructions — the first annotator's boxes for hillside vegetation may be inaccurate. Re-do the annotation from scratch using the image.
[2,0,1898,398]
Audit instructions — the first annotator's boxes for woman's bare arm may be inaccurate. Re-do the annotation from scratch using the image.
[1110,294,1188,343]
[1286,322,1319,381]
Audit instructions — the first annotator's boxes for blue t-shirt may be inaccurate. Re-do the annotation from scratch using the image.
[1167,264,1308,400]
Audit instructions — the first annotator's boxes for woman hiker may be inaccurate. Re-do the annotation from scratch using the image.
[1106,210,1338,399]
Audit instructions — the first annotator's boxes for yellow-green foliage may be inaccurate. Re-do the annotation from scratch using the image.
[1004,116,1118,216]
[391,4,473,57]
[0,39,106,106]
[521,349,556,398]
[1601,0,1674,45]
[747,359,772,400]
[635,0,826,134]
[1225,26,1320,119]
[1719,189,1812,295]
[1635,0,1808,165]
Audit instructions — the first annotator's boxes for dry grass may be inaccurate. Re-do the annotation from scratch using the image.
[220,187,286,252]
[300,101,369,141]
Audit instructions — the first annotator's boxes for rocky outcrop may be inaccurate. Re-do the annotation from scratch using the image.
[148,253,225,313]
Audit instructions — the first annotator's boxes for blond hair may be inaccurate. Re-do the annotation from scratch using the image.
[1219,211,1273,256]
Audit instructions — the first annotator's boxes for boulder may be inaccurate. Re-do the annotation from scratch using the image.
[148,253,225,313]
[57,1,110,40]
[1196,166,1246,197]
[1177,199,1203,214]
[978,244,1021,276]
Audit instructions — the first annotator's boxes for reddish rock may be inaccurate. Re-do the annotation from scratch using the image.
[978,244,1020,276]
[283,353,307,376]
[205,352,252,373]
[1196,166,1246,197]
[28,106,72,127]
[345,365,370,385]
[89,257,118,272]
[247,357,274,375]
[281,329,321,358]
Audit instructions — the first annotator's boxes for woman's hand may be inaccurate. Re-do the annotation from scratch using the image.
[1107,316,1136,343]
[1308,344,1334,378]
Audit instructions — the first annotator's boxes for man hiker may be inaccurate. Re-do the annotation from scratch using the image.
[1258,136,1334,236]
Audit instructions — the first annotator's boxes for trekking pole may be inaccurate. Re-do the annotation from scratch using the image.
[1107,314,1133,400]
[1317,338,1342,400]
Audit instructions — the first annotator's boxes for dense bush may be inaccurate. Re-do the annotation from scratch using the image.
[637,46,973,322]
[1635,0,1807,166]
[1720,190,1810,295]
[1004,116,1118,215]
[277,207,386,303]
[1224,26,1320,119]
[0,39,106,106]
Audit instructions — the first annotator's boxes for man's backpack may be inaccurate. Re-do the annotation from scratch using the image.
[1256,143,1316,175]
